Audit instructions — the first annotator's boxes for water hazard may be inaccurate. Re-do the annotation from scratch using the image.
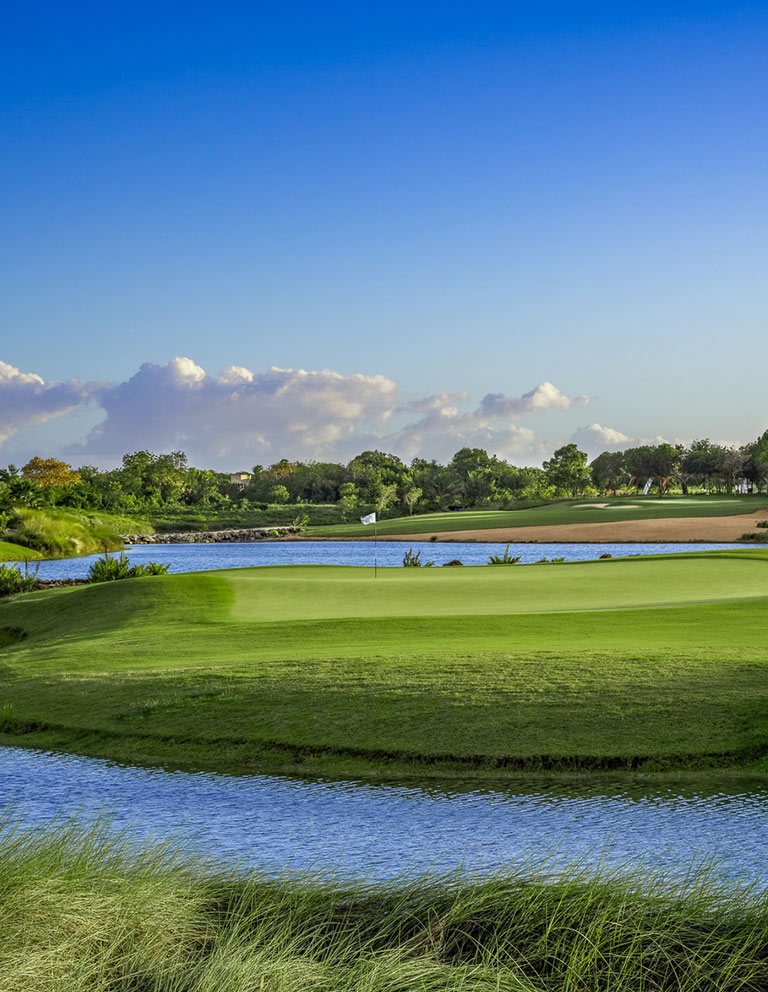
[30,540,748,580]
[1,746,766,886]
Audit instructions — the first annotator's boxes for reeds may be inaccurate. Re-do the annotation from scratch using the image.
[1,815,767,991]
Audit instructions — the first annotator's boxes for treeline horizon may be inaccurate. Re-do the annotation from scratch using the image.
[2,429,768,520]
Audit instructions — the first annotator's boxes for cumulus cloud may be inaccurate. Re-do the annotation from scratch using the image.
[1,354,594,468]
[386,381,590,463]
[472,382,590,425]
[570,422,632,455]
[0,360,91,446]
[74,358,398,464]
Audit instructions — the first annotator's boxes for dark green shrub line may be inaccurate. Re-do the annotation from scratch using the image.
[2,818,768,991]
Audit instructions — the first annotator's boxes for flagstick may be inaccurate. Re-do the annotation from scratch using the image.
[374,518,378,578]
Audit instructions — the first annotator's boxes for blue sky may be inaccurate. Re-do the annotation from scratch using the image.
[2,2,767,468]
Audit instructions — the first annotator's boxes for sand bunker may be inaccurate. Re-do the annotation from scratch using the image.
[385,512,763,544]
[574,503,642,510]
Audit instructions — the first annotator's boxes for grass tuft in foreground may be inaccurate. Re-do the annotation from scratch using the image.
[1,818,768,991]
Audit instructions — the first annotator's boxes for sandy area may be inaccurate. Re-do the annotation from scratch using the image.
[384,513,765,544]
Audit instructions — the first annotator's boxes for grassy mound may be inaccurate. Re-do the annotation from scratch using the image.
[2,549,768,777]
[4,507,152,558]
[0,541,42,562]
[1,820,767,992]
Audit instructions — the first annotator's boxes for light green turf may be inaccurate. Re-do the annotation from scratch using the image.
[0,541,42,562]
[226,554,768,621]
[306,495,768,537]
[2,549,768,778]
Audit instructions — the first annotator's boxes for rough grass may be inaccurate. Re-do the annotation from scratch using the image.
[5,507,152,558]
[2,819,768,992]
[307,495,768,538]
[2,550,768,778]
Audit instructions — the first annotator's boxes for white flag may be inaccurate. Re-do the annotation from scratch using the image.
[642,478,653,495]
[360,512,376,525]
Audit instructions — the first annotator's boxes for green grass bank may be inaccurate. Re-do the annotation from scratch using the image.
[2,549,768,779]
[3,507,153,558]
[2,819,768,992]
[0,540,42,562]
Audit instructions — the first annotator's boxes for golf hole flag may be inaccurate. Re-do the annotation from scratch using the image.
[360,512,377,525]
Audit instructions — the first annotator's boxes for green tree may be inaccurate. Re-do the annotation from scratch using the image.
[543,444,589,494]
[590,451,627,493]
[403,486,422,515]
[624,444,681,496]
[268,485,290,504]
[338,482,359,521]
[375,483,399,516]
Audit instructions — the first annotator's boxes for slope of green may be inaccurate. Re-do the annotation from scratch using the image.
[5,821,768,992]
[1,550,768,778]
[0,541,42,562]
[306,495,768,537]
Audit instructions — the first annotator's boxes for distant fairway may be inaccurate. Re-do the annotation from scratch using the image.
[306,495,768,539]
[2,549,768,779]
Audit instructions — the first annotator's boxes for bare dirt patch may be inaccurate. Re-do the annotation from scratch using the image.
[385,513,764,544]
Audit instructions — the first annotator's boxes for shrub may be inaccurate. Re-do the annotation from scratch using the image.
[87,551,170,583]
[740,532,768,543]
[757,520,768,529]
[402,547,434,567]
[0,563,39,597]
[488,543,521,565]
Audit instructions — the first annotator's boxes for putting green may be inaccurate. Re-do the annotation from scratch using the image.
[225,555,768,621]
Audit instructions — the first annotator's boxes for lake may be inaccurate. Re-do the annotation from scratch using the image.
[1,746,766,886]
[31,539,748,579]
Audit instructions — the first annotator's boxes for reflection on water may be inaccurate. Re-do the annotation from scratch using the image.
[31,540,749,580]
[1,747,766,885]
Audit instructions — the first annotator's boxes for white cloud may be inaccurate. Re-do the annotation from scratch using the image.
[570,422,632,455]
[1,355,593,468]
[0,360,91,447]
[472,382,590,425]
[75,359,399,464]
[386,382,590,463]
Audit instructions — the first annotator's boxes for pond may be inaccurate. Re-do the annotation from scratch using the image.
[1,746,766,886]
[30,540,748,580]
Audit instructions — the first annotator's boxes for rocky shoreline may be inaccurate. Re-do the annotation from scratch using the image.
[122,526,301,544]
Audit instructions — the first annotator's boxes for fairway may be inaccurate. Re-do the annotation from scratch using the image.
[2,549,768,780]
[306,495,768,539]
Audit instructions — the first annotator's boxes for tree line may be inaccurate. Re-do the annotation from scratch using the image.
[1,430,767,521]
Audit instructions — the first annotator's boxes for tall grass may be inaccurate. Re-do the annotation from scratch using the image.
[1,816,768,991]
[5,508,152,558]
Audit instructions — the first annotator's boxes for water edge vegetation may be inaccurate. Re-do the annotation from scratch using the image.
[1,816,768,992]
